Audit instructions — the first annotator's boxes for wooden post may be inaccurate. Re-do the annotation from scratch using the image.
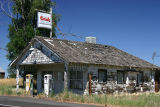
[16,66,19,94]
[64,63,68,90]
[155,71,159,92]
[155,81,159,92]
[37,71,42,93]
[89,74,92,95]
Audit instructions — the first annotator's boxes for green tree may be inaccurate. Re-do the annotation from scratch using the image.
[4,0,59,61]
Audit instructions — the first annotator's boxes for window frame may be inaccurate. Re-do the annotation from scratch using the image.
[70,70,83,90]
[98,69,107,83]
[137,71,143,85]
[117,70,125,84]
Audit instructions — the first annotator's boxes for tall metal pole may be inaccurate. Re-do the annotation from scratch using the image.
[50,8,52,38]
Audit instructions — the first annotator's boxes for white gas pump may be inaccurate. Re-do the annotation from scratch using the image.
[44,74,53,96]
[26,74,33,96]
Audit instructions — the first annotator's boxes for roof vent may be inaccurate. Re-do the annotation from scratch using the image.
[85,37,96,44]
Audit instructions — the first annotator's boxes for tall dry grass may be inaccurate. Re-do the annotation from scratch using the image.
[1,78,160,107]
[0,78,23,87]
[0,78,24,96]
[43,91,160,107]
[0,85,15,95]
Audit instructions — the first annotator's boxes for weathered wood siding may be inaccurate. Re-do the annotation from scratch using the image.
[68,64,155,95]
[18,41,63,65]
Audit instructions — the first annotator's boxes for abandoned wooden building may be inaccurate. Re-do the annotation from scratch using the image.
[10,36,159,95]
[0,67,5,78]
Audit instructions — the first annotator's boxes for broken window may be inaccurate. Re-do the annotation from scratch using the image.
[70,71,83,90]
[117,71,125,84]
[98,69,107,83]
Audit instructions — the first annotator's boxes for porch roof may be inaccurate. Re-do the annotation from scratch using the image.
[11,36,158,70]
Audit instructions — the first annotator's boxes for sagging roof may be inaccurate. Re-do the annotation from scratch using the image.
[11,36,158,69]
[36,36,157,69]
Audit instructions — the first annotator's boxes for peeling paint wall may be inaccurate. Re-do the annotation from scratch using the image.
[81,65,155,95]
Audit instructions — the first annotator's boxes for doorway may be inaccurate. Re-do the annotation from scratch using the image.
[155,71,160,92]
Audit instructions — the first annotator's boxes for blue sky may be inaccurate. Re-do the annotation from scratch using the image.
[1,0,160,77]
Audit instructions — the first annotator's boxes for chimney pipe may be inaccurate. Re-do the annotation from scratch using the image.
[85,36,96,44]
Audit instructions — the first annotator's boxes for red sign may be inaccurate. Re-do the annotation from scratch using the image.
[37,12,52,29]
[40,16,50,22]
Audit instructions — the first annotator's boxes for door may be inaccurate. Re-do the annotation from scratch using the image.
[155,71,160,92]
[155,81,159,92]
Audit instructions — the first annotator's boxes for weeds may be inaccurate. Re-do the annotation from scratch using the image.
[0,78,24,96]
[0,85,14,95]
[1,78,160,107]
[45,91,160,107]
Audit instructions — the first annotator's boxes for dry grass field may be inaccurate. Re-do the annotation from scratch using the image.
[0,78,23,87]
[0,78,24,96]
[48,91,160,107]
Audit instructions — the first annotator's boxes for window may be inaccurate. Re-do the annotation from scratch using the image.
[98,69,107,83]
[117,71,125,84]
[70,71,83,90]
[58,72,64,81]
[137,72,143,85]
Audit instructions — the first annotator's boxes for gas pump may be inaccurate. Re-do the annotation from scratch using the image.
[44,74,53,96]
[26,74,33,96]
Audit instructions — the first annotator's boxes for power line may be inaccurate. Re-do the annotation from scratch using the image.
[0,51,7,58]
[0,47,7,51]
[52,16,86,39]
[0,55,6,57]
[56,32,84,39]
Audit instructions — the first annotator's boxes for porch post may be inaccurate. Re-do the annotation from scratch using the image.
[88,74,92,95]
[16,66,19,94]
[64,63,68,90]
[126,71,129,85]
[37,71,42,93]
[151,71,155,92]
[126,76,129,85]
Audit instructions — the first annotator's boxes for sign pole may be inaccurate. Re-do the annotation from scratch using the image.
[50,8,52,38]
